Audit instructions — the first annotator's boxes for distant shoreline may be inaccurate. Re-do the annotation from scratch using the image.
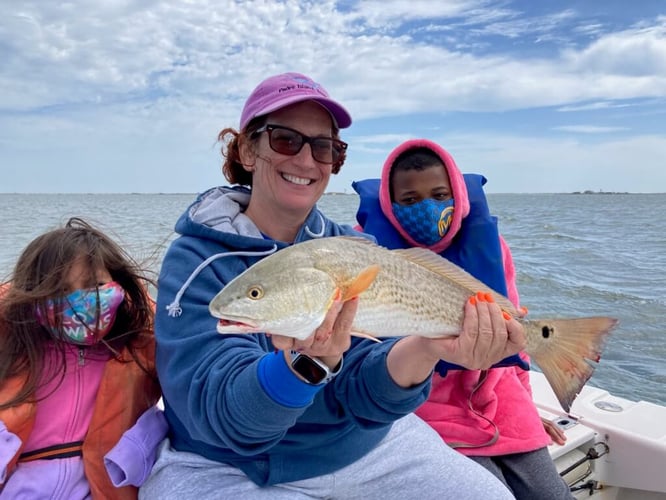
[569,190,630,195]
[1,191,663,195]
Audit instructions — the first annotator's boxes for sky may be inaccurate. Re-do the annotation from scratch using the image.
[1,0,665,194]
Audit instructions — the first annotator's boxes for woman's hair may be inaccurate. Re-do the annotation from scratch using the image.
[389,147,444,201]
[0,217,155,409]
[218,114,347,187]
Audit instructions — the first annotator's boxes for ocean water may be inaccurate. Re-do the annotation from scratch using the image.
[1,192,665,406]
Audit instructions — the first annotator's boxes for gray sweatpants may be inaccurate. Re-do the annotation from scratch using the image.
[470,448,574,500]
[139,414,514,500]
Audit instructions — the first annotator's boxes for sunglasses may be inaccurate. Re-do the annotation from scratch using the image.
[255,124,348,165]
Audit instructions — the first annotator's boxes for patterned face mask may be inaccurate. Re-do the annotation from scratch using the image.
[392,198,455,246]
[37,281,125,345]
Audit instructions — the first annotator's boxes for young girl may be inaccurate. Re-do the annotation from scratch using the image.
[353,139,573,500]
[0,217,163,499]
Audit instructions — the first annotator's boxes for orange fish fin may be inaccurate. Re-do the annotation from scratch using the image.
[342,265,380,301]
[394,247,518,314]
[327,287,342,306]
[525,316,617,412]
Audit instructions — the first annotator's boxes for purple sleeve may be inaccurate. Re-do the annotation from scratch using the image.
[103,406,168,487]
[0,420,21,483]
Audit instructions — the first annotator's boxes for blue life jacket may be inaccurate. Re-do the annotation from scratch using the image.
[352,174,528,375]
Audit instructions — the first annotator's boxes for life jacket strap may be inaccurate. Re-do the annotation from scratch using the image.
[18,440,84,462]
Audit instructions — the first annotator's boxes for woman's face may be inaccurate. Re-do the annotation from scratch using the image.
[245,100,335,216]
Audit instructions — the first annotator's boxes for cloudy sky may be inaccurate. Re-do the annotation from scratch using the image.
[2,0,665,194]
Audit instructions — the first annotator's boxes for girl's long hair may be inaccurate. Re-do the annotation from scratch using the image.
[0,217,155,409]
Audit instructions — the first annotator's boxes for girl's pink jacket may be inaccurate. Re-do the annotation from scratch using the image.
[0,282,161,499]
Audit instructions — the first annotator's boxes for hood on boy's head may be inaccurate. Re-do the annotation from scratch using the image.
[378,139,470,252]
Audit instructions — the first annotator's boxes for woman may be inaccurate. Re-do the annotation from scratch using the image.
[141,72,525,499]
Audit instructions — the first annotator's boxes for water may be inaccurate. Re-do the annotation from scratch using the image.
[1,192,665,406]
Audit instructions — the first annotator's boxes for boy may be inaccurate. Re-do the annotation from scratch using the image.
[353,139,572,500]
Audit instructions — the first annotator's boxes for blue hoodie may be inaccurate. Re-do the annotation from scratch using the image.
[154,186,432,487]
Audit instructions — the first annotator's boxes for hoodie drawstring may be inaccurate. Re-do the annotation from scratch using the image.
[304,212,325,239]
[165,246,278,318]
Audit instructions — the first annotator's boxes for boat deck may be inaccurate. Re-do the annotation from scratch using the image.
[531,371,666,499]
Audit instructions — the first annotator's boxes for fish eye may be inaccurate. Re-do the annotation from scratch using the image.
[247,286,264,300]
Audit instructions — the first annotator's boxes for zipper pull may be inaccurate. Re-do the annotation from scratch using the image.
[78,348,85,366]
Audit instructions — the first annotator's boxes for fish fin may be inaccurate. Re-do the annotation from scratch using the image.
[394,247,518,314]
[342,265,380,301]
[351,329,382,343]
[525,317,618,412]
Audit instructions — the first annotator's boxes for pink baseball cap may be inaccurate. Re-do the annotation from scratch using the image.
[239,72,352,130]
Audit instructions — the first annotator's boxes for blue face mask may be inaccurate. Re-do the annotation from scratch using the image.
[392,198,455,246]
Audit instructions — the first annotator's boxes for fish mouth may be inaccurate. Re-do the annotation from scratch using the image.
[216,317,261,334]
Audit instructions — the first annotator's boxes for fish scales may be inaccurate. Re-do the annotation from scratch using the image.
[318,243,471,337]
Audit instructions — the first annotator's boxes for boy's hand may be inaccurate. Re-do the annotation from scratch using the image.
[542,417,567,446]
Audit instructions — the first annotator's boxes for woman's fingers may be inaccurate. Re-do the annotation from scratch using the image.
[292,297,356,356]
[269,334,295,352]
[458,292,513,369]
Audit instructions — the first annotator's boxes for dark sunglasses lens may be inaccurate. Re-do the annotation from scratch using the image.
[310,139,338,163]
[269,129,303,156]
[266,126,342,164]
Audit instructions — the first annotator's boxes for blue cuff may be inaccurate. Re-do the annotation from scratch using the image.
[258,352,324,408]
[434,360,466,377]
[493,353,530,371]
[435,354,530,377]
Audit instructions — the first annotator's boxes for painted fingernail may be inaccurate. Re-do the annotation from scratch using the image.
[469,296,477,305]
[484,293,494,303]
[502,311,512,321]
[476,291,485,302]
[520,306,529,315]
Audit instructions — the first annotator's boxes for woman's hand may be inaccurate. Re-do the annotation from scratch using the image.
[387,292,527,387]
[436,293,526,370]
[269,297,357,369]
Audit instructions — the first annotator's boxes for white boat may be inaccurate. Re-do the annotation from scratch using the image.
[531,371,666,499]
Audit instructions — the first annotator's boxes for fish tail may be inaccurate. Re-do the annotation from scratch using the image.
[525,317,618,412]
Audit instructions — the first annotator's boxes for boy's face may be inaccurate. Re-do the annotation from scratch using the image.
[391,163,452,206]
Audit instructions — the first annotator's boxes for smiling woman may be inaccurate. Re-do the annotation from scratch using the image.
[139,71,525,499]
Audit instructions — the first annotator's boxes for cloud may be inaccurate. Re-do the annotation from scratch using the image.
[0,1,665,193]
[552,125,629,133]
[4,1,666,117]
[333,131,666,194]
[557,101,632,111]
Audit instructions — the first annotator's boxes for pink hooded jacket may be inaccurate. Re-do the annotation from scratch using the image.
[376,139,551,456]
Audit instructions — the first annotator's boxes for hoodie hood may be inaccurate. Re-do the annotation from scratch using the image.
[174,185,330,248]
[188,186,262,237]
[378,139,470,253]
